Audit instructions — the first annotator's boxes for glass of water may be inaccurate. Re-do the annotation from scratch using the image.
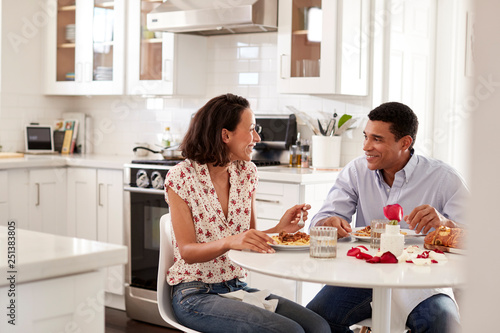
[370,219,389,249]
[309,226,337,258]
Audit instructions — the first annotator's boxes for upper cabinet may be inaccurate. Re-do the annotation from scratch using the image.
[277,0,370,95]
[126,0,207,96]
[44,0,125,95]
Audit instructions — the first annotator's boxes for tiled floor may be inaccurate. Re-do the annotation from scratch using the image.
[105,307,178,333]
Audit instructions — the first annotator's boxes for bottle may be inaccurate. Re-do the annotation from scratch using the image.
[289,144,298,167]
[162,127,172,147]
[380,223,404,257]
[301,143,310,168]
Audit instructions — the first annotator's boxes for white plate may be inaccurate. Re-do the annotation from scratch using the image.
[270,243,310,251]
[351,227,421,242]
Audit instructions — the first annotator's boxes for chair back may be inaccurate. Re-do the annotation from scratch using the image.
[157,214,200,333]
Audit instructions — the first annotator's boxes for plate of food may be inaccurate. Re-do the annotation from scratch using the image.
[269,231,310,251]
[351,226,421,241]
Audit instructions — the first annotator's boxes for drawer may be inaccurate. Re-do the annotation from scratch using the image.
[255,182,299,220]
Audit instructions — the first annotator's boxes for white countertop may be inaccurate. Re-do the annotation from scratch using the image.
[0,154,132,170]
[0,155,341,182]
[257,165,341,183]
[0,226,127,286]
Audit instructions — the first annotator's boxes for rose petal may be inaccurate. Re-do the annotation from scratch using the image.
[406,260,413,263]
[412,258,432,266]
[347,247,361,257]
[433,249,444,254]
[356,252,373,260]
[366,256,381,263]
[380,251,398,263]
[357,245,369,252]
[431,259,438,264]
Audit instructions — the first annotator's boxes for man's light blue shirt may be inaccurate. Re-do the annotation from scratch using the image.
[310,153,469,229]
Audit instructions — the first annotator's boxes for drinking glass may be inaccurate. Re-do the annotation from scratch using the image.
[309,226,337,258]
[370,220,389,249]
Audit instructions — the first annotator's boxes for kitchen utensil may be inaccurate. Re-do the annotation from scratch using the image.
[317,119,327,135]
[286,106,321,136]
[334,118,356,136]
[133,145,182,160]
[297,210,305,228]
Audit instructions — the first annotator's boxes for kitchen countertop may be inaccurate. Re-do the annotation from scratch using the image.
[0,226,127,287]
[0,154,342,182]
[257,165,341,183]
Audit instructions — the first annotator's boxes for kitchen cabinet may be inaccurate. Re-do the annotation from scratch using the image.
[277,0,370,95]
[67,167,125,308]
[29,168,68,236]
[250,177,336,305]
[126,0,207,96]
[43,0,125,95]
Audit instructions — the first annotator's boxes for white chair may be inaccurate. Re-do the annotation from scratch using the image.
[157,214,200,333]
[352,319,410,333]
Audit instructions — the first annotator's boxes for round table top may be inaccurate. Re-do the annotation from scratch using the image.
[228,237,467,289]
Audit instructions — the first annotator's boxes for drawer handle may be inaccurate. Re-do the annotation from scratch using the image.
[256,198,280,204]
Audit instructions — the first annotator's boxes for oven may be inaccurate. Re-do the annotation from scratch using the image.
[123,159,282,327]
[124,161,176,327]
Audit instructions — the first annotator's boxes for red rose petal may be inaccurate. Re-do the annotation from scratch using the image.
[433,249,444,254]
[356,252,373,260]
[357,245,369,251]
[406,260,413,263]
[380,251,398,263]
[431,259,438,264]
[366,256,381,263]
[347,247,361,257]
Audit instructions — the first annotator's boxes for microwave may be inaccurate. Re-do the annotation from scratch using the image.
[255,114,297,150]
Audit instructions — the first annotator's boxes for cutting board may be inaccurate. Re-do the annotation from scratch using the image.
[0,152,24,159]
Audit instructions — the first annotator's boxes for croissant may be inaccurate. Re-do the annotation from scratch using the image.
[424,226,465,248]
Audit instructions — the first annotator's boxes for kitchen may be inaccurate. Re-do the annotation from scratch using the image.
[0,0,497,332]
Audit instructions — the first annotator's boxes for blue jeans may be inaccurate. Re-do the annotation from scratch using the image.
[172,278,330,333]
[306,286,461,333]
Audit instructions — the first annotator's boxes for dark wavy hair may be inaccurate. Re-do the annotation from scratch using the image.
[181,93,250,166]
[368,102,419,150]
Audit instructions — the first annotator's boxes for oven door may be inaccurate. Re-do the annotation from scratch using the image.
[125,187,169,292]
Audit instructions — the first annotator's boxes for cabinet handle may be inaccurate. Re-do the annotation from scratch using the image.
[280,54,289,79]
[76,63,82,83]
[98,183,104,206]
[35,183,40,206]
[255,198,280,204]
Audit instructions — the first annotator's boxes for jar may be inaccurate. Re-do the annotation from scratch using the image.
[289,144,301,167]
[300,144,310,168]
[380,224,404,257]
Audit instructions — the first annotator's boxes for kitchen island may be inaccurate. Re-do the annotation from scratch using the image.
[0,226,127,333]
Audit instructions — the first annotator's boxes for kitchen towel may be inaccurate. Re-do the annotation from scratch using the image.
[219,289,278,312]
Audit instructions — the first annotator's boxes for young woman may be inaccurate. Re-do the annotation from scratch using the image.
[164,94,330,333]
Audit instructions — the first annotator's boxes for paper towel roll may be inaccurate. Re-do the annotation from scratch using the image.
[311,135,342,169]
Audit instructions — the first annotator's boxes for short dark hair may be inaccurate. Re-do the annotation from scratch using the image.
[368,102,419,149]
[181,93,250,166]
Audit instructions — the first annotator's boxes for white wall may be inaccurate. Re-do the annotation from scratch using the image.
[462,1,500,331]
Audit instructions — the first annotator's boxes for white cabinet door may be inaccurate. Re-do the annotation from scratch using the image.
[67,168,97,239]
[126,0,207,96]
[7,169,29,230]
[277,0,370,95]
[97,169,124,296]
[29,168,67,236]
[43,0,125,95]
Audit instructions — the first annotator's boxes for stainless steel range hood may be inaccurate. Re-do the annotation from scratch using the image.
[147,0,277,36]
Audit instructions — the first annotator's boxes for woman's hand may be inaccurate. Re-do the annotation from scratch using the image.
[225,229,276,254]
[270,203,311,234]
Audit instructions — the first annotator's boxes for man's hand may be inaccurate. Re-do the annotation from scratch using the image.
[404,205,454,234]
[316,216,352,238]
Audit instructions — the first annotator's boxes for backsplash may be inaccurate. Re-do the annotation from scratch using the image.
[0,32,370,167]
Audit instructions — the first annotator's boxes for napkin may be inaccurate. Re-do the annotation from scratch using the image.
[219,289,279,312]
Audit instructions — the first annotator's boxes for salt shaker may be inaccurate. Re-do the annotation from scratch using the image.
[380,223,404,257]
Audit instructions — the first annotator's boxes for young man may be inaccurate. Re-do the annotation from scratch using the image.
[307,102,468,333]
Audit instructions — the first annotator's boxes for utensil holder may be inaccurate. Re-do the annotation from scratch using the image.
[311,135,341,169]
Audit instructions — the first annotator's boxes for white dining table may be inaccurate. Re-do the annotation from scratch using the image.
[228,236,466,333]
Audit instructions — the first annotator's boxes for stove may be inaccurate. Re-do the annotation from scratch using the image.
[131,159,282,167]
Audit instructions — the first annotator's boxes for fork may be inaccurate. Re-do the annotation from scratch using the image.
[297,210,305,228]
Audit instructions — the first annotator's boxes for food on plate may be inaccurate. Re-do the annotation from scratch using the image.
[272,231,310,246]
[424,226,465,248]
[353,225,407,237]
[353,226,371,237]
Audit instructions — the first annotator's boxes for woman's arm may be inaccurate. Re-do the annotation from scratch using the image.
[168,187,275,264]
[261,203,311,234]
